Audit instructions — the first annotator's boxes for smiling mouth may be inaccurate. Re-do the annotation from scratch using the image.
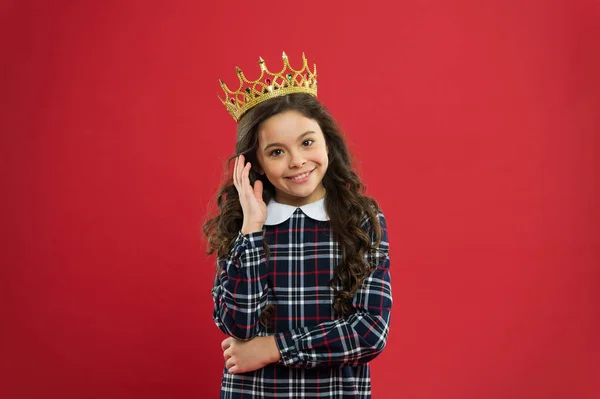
[286,169,314,181]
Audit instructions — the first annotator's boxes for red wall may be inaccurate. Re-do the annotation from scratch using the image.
[1,0,599,398]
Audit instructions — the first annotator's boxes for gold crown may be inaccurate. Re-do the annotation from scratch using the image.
[219,51,318,122]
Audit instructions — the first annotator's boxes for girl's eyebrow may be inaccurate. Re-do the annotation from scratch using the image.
[262,131,316,151]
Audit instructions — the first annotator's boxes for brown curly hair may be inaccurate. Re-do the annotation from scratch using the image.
[203,93,382,327]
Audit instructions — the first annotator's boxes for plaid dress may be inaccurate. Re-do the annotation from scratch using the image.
[212,198,392,398]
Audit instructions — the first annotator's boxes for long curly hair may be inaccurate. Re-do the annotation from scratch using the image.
[203,93,382,327]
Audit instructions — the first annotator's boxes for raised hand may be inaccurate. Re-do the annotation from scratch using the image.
[233,154,267,234]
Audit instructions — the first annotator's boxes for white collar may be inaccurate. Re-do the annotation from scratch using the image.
[264,197,330,225]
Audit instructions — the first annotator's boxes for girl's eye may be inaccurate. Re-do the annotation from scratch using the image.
[269,149,283,157]
[302,139,314,146]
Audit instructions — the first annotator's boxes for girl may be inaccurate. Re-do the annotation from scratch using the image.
[204,53,392,398]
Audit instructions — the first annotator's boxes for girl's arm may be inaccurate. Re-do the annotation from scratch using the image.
[213,155,269,341]
[212,230,269,341]
[274,212,392,368]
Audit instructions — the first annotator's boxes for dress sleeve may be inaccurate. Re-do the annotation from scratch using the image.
[274,211,392,368]
[211,230,269,341]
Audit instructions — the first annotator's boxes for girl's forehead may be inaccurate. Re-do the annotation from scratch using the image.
[258,111,322,141]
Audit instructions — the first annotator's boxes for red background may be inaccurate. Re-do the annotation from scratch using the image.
[1,0,599,398]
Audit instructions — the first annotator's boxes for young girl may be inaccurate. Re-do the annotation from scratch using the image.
[204,52,392,398]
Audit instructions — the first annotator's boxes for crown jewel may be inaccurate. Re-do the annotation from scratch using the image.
[219,52,318,122]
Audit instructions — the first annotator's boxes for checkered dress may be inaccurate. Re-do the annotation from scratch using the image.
[212,205,392,398]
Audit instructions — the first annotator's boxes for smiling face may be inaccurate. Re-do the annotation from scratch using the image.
[255,110,329,206]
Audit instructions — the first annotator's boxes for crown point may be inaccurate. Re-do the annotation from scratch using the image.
[282,51,288,59]
[258,56,264,63]
[236,66,242,75]
[219,79,225,86]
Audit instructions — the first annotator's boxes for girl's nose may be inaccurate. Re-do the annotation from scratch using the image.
[289,153,307,168]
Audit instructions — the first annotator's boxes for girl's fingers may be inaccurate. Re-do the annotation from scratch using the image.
[253,179,263,200]
[235,155,243,187]
[234,155,260,207]
[221,337,232,351]
[238,155,244,186]
[238,155,245,184]
[226,357,240,374]
[238,159,252,195]
[235,155,247,192]
[242,161,251,189]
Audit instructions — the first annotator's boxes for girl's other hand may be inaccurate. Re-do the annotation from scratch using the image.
[221,336,281,375]
[233,154,267,234]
